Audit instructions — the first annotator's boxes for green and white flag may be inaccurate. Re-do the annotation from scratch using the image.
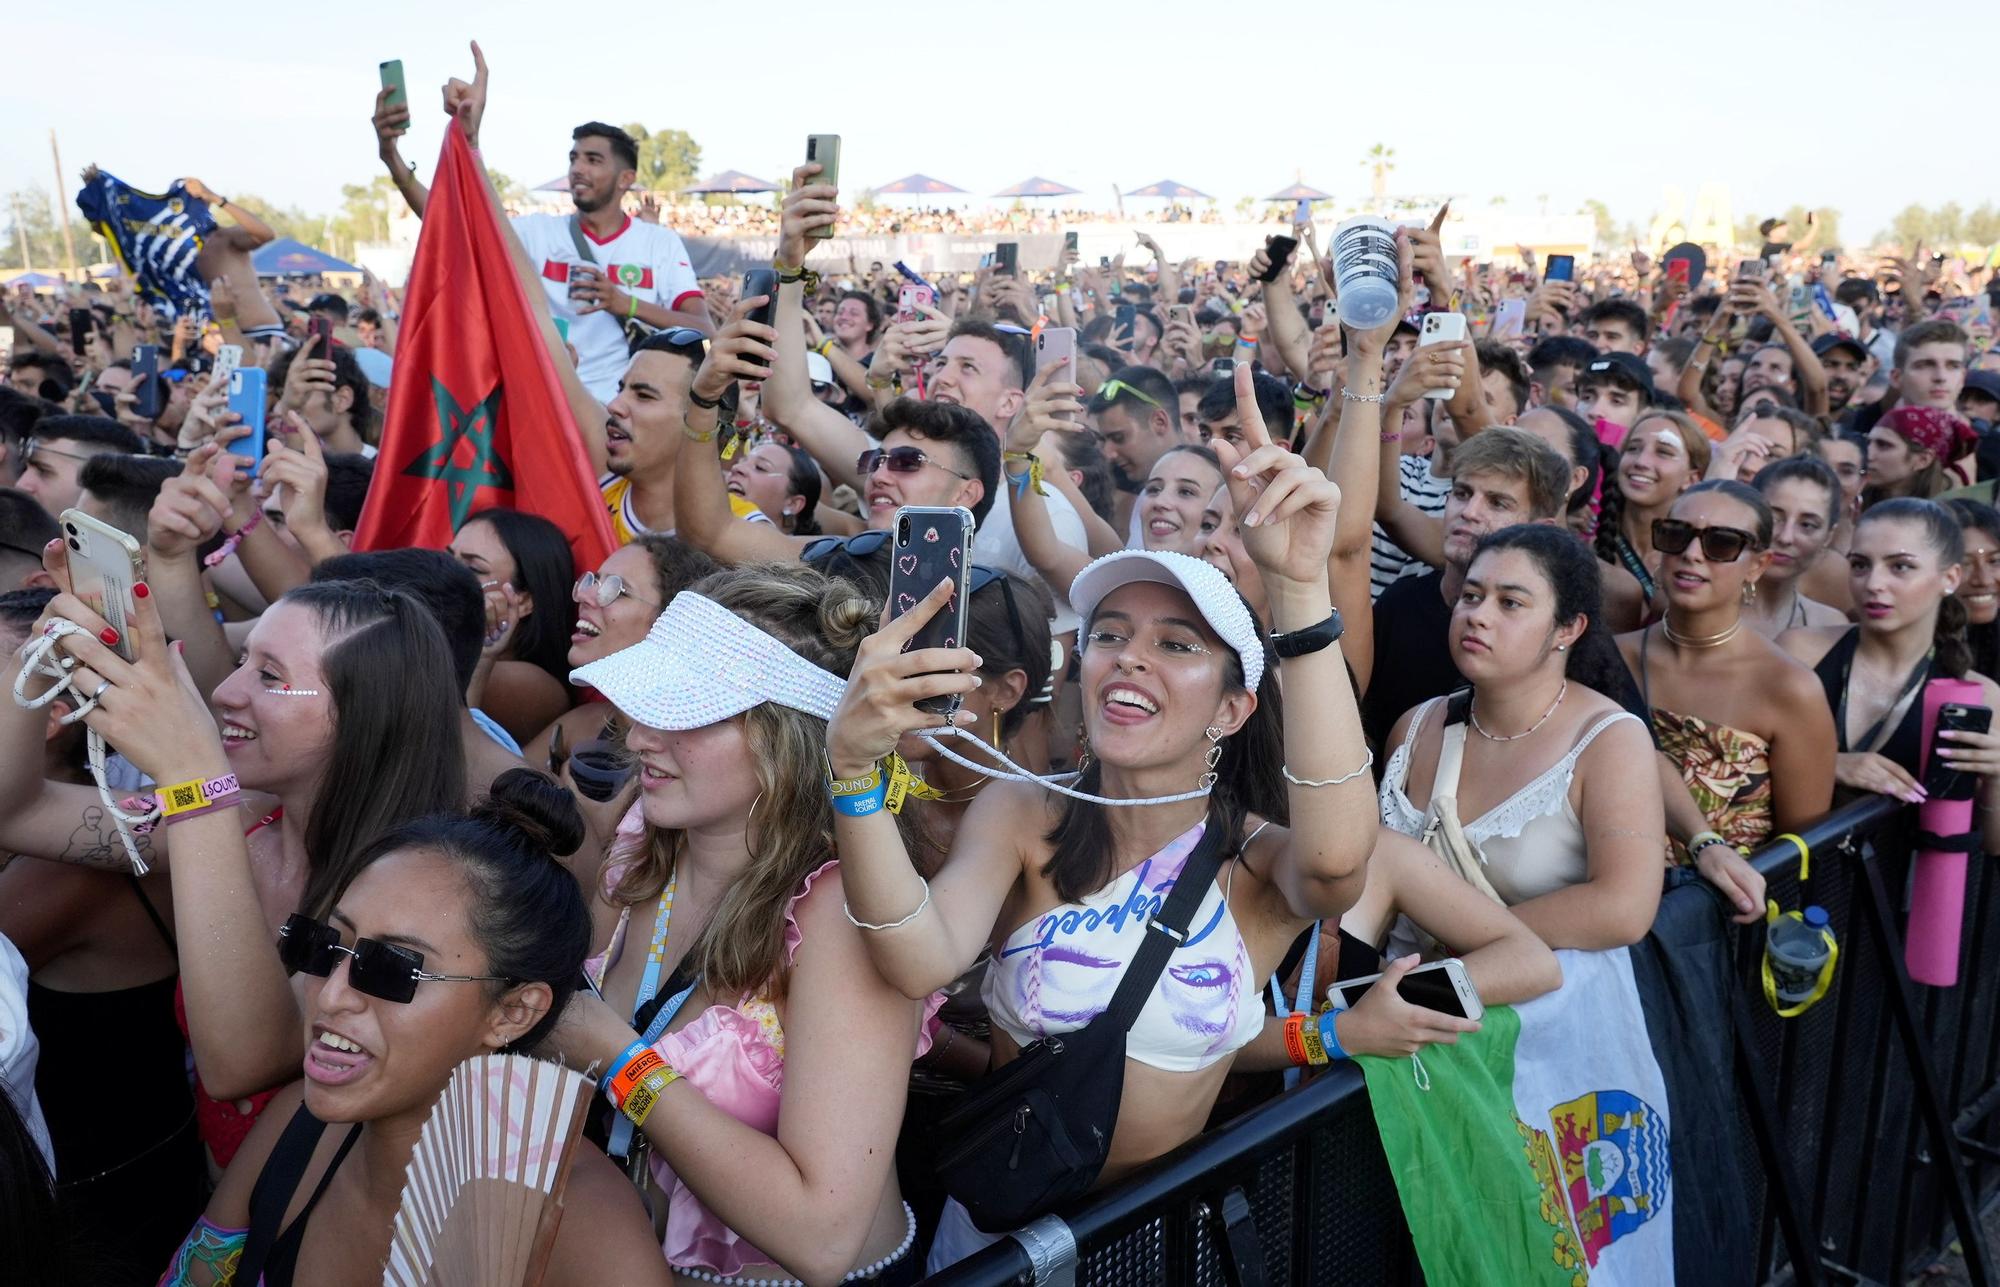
[1360,948,1673,1287]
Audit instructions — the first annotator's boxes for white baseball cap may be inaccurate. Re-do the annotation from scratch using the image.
[569,592,848,729]
[1067,550,1264,692]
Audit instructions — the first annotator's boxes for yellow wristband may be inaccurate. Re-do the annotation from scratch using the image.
[620,1063,680,1128]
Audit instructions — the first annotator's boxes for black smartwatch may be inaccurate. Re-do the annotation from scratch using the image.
[1270,611,1344,659]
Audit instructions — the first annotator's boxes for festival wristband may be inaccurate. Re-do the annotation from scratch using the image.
[599,1039,649,1098]
[157,773,242,817]
[606,1046,667,1110]
[162,793,242,827]
[1315,1009,1349,1062]
[620,1062,680,1128]
[1282,1012,1310,1067]
[1299,1010,1328,1065]
[830,780,888,817]
[823,752,884,797]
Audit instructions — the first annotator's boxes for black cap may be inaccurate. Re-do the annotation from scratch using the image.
[1582,352,1656,403]
[1812,332,1869,363]
[306,293,349,317]
[1964,371,2000,404]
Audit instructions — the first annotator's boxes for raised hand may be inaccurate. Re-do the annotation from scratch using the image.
[146,443,245,559]
[441,40,489,146]
[373,85,411,155]
[826,577,982,777]
[1209,362,1340,587]
[690,298,779,403]
[777,163,837,270]
[1007,356,1084,455]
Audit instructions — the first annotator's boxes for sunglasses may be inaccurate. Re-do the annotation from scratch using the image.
[574,569,661,609]
[23,439,94,468]
[856,445,974,481]
[648,326,709,360]
[278,913,512,1004]
[1652,517,1761,563]
[1096,379,1163,412]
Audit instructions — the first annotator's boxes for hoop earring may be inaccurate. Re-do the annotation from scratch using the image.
[1199,726,1224,791]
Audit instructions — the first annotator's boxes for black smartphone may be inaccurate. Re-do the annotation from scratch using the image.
[1544,254,1576,284]
[1099,255,1111,269]
[1063,231,1078,256]
[68,308,92,356]
[994,242,1019,277]
[306,315,336,357]
[1928,704,1994,800]
[131,343,162,418]
[1256,235,1299,283]
[885,505,974,716]
[1114,302,1136,343]
[740,268,778,370]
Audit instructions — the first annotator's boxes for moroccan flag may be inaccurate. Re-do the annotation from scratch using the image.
[1359,948,1679,1287]
[353,120,614,571]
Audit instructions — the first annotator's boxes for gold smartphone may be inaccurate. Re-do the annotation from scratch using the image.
[805,134,841,240]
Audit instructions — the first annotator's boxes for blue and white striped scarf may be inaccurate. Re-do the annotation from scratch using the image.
[74,171,217,319]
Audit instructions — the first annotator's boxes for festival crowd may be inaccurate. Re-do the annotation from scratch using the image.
[0,41,1998,1287]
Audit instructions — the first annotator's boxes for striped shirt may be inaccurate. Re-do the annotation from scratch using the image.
[1369,454,1450,599]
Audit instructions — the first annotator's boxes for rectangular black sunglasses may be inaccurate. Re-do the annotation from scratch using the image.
[1651,517,1759,563]
[278,913,511,1004]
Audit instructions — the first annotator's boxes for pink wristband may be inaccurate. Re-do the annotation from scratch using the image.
[162,792,243,826]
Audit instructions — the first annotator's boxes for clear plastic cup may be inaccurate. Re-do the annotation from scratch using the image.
[1332,217,1402,330]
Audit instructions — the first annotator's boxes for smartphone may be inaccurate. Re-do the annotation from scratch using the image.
[131,344,162,418]
[1212,357,1237,377]
[1099,256,1111,269]
[1063,231,1078,256]
[741,268,778,330]
[1737,259,1768,284]
[227,367,268,469]
[213,343,243,388]
[1928,704,1995,801]
[1035,327,1078,420]
[378,59,406,112]
[1544,254,1576,284]
[895,283,935,324]
[307,316,336,357]
[893,260,931,288]
[1418,313,1469,400]
[1168,303,1193,327]
[1256,235,1299,284]
[1820,250,1838,269]
[59,509,145,663]
[69,308,93,356]
[1293,198,1311,227]
[1333,957,1484,1021]
[1114,302,1137,344]
[804,135,841,240]
[994,242,1019,277]
[885,506,975,715]
[1492,297,1527,339]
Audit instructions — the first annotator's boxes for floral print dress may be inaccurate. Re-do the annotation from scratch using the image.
[1652,708,1773,864]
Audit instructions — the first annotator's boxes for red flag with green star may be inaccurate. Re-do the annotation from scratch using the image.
[353,119,614,571]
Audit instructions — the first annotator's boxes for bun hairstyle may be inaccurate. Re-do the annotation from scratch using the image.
[1858,498,1974,679]
[338,769,591,1053]
[1468,525,1630,701]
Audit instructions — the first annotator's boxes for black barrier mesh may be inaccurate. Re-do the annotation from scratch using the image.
[919,799,1999,1287]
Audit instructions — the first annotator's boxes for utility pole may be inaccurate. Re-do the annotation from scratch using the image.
[50,129,78,279]
[11,196,33,272]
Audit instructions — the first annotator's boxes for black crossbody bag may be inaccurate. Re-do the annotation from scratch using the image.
[934,820,1231,1232]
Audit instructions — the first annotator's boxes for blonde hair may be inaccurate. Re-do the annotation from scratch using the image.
[611,563,874,999]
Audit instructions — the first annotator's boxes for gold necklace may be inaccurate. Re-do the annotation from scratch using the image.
[1470,681,1569,742]
[1662,615,1741,649]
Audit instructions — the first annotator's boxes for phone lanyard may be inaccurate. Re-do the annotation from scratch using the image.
[609,870,698,1157]
[1837,645,1932,754]
[1267,931,1320,1091]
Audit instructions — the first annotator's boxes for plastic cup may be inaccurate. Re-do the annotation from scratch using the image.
[1332,217,1402,330]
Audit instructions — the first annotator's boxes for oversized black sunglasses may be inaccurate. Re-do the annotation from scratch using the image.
[278,913,512,1005]
[1652,517,1760,563]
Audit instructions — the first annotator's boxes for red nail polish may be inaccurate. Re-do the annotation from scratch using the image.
[133,581,150,599]
[100,627,121,646]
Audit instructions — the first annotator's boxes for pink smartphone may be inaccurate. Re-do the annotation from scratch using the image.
[1035,327,1078,421]
[896,284,934,324]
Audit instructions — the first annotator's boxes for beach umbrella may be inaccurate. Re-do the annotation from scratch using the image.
[251,237,360,277]
[994,177,1082,198]
[1266,181,1333,201]
[1126,180,1212,200]
[872,174,967,196]
[682,170,781,195]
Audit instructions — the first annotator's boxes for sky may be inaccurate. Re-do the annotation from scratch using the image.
[4,0,1994,247]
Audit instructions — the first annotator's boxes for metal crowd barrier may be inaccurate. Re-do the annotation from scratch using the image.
[919,793,2000,1287]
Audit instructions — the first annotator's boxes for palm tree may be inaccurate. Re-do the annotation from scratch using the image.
[1361,144,1396,204]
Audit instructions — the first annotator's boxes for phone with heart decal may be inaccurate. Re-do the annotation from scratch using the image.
[885,505,976,716]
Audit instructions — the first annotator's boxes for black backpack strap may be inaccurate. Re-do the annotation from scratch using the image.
[1098,820,1234,1036]
[237,1104,328,1286]
[1444,687,1475,727]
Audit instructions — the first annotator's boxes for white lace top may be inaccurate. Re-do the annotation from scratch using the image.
[1379,697,1640,905]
